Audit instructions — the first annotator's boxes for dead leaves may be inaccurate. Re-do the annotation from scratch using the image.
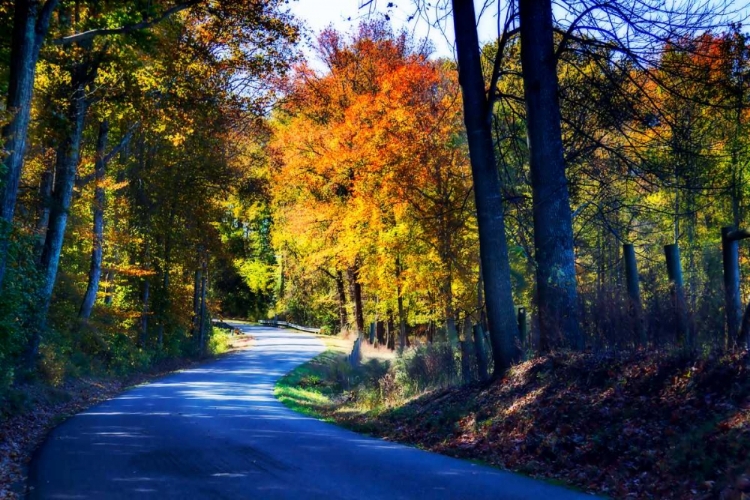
[322,349,750,499]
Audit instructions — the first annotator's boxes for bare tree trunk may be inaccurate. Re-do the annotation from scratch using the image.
[27,61,91,365]
[396,256,407,350]
[0,0,59,289]
[198,261,208,355]
[347,265,364,336]
[519,0,582,350]
[34,165,54,259]
[442,280,458,346]
[336,270,348,332]
[387,311,395,350]
[452,0,520,375]
[192,265,202,339]
[78,121,109,320]
[140,278,150,347]
[477,258,487,332]
[740,300,750,350]
[103,268,114,305]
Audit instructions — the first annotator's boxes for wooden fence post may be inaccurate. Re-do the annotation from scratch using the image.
[623,243,646,346]
[722,227,742,348]
[517,307,527,350]
[460,339,472,383]
[472,324,489,381]
[721,227,750,348]
[664,244,690,346]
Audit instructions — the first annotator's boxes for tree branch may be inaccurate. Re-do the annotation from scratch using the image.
[53,2,199,46]
[76,123,139,188]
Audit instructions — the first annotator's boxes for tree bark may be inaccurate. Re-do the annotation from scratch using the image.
[396,256,407,350]
[452,0,520,375]
[519,0,582,351]
[347,265,364,336]
[740,299,750,350]
[0,0,59,288]
[140,278,150,347]
[27,60,93,364]
[78,121,109,320]
[103,268,114,305]
[34,164,54,259]
[336,270,348,332]
[198,261,208,355]
[192,266,202,339]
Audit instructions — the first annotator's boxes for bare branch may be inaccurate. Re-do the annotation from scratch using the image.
[53,2,199,46]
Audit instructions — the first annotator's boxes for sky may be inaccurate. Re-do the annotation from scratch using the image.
[286,0,500,62]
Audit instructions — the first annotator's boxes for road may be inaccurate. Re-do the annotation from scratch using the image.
[29,323,597,499]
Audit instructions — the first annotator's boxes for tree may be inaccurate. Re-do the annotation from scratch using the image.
[451,0,520,372]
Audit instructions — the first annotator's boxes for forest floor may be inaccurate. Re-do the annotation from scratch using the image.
[276,343,750,500]
[0,325,254,499]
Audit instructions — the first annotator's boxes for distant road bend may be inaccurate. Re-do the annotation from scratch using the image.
[30,322,597,499]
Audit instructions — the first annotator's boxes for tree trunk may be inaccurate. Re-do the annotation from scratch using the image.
[336,270,348,332]
[34,162,54,259]
[78,121,109,320]
[460,339,472,383]
[28,61,92,363]
[347,265,364,336]
[198,261,208,355]
[396,256,407,350]
[441,274,459,346]
[192,266,202,338]
[452,0,520,375]
[103,268,114,305]
[387,312,395,350]
[140,278,150,347]
[519,0,582,351]
[740,299,750,350]
[155,211,174,348]
[0,0,58,288]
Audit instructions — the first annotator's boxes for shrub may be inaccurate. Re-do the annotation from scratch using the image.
[393,342,459,395]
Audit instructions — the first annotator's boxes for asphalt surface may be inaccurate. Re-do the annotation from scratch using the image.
[29,323,598,499]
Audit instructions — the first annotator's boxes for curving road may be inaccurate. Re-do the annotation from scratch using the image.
[29,323,596,499]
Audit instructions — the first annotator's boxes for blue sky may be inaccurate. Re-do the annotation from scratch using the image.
[286,0,500,61]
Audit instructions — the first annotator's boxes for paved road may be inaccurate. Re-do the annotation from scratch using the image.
[29,323,596,499]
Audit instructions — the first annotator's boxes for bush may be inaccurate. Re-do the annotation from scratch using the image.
[393,342,459,395]
[340,343,461,411]
[207,326,232,356]
[0,232,42,387]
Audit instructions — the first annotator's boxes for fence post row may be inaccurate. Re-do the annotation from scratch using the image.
[664,244,690,346]
[623,243,646,346]
[721,226,750,349]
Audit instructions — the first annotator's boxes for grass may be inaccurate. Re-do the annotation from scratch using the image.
[274,350,341,419]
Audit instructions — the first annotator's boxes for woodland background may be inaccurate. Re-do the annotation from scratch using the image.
[0,0,750,384]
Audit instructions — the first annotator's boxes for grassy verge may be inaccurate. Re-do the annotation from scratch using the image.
[275,344,750,500]
[274,350,343,420]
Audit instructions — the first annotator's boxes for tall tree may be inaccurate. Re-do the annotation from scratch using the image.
[0,0,58,288]
[451,0,520,373]
[519,0,582,350]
